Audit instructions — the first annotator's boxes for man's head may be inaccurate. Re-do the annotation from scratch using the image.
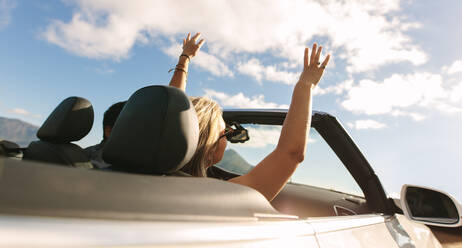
[103,101,126,140]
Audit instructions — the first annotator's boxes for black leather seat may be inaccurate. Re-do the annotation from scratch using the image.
[103,85,199,175]
[23,97,94,168]
[0,140,21,158]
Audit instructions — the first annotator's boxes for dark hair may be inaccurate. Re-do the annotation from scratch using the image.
[103,101,126,138]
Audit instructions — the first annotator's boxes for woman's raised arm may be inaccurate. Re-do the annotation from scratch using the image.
[169,33,205,91]
[230,44,330,201]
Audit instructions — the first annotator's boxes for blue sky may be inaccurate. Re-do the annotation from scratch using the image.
[1,0,462,201]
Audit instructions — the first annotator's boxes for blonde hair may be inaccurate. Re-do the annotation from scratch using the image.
[182,96,223,177]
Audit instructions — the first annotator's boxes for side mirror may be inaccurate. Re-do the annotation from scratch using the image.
[400,184,462,227]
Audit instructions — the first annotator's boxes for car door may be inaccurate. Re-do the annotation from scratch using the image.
[310,215,402,248]
[220,110,442,248]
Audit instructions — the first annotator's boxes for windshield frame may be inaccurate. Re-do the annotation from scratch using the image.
[223,109,394,215]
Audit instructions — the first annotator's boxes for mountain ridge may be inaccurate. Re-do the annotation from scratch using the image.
[0,116,38,147]
[215,149,254,175]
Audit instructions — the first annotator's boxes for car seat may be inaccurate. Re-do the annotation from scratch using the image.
[102,85,199,175]
[23,97,94,168]
[0,140,22,158]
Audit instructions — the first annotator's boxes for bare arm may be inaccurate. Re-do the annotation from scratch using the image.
[230,44,330,201]
[169,33,205,91]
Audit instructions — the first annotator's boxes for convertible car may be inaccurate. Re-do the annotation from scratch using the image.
[0,85,460,247]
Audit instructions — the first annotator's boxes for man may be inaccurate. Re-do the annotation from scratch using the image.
[85,101,126,169]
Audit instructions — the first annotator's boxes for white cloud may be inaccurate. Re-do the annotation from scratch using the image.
[433,102,462,114]
[347,119,387,130]
[163,43,233,77]
[236,58,263,82]
[443,60,462,74]
[341,72,448,118]
[449,82,462,103]
[8,108,42,119]
[42,0,426,76]
[204,89,289,109]
[237,126,281,148]
[9,108,28,115]
[0,0,16,30]
[316,79,354,95]
[231,126,316,148]
[390,110,426,121]
[237,58,298,85]
[42,13,139,60]
[312,64,462,119]
[195,51,234,77]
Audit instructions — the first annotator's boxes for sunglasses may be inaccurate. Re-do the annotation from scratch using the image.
[219,122,250,143]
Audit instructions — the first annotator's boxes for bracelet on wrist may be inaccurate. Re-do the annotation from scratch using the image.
[176,63,186,69]
[180,54,191,62]
[168,67,188,76]
[175,67,188,75]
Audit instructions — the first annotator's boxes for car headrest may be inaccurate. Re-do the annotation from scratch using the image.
[37,97,94,144]
[103,85,199,175]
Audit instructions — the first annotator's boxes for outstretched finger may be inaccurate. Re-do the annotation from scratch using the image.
[183,38,186,47]
[198,39,205,48]
[304,47,309,68]
[192,32,201,42]
[186,33,191,41]
[320,54,331,69]
[315,46,323,65]
[310,43,317,66]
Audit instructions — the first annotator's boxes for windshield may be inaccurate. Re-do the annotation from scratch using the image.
[216,125,364,197]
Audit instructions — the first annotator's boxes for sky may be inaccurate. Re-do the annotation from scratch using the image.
[1,0,462,201]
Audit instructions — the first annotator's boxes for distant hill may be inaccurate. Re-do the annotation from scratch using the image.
[0,117,38,147]
[215,149,254,175]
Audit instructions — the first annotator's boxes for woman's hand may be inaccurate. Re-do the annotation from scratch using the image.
[169,32,205,91]
[182,33,205,58]
[298,43,330,88]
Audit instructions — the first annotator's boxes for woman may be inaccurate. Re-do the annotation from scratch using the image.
[169,33,330,201]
